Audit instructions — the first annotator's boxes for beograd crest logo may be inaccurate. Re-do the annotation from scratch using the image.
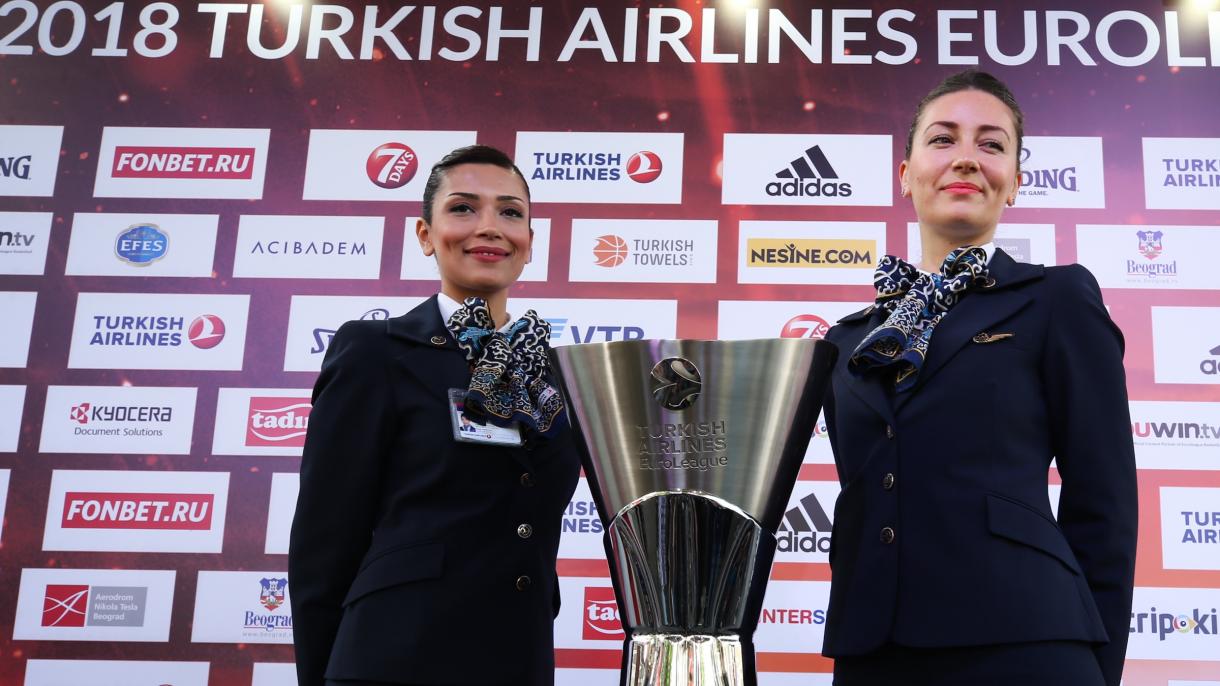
[650,357,701,410]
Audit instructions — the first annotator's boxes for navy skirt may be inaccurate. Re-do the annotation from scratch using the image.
[833,641,1106,686]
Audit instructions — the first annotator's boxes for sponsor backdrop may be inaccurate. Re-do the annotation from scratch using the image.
[1,1,1218,684]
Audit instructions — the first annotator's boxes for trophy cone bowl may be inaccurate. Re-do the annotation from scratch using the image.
[550,339,836,686]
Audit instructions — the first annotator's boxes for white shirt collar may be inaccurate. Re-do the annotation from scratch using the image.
[436,293,515,333]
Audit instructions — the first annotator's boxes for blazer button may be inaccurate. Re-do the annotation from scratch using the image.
[517,523,534,539]
[515,575,532,591]
[880,527,895,544]
[882,473,895,490]
[885,425,895,439]
[520,472,535,487]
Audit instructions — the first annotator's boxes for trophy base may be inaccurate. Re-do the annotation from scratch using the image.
[626,633,746,686]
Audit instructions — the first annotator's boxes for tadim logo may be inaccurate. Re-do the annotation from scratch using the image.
[781,315,831,340]
[366,142,418,189]
[1137,229,1164,259]
[626,151,662,183]
[42,585,89,627]
[70,403,91,425]
[777,490,833,554]
[582,586,624,640]
[593,235,628,267]
[259,577,288,611]
[766,146,852,198]
[188,315,226,349]
[246,397,312,447]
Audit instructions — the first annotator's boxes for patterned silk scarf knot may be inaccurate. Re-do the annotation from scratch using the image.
[848,246,991,392]
[446,297,566,437]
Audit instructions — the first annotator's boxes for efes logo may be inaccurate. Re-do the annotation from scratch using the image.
[115,224,168,266]
[258,577,287,611]
[582,586,624,640]
[594,235,628,267]
[1019,146,1078,196]
[547,318,645,344]
[310,308,390,355]
[651,357,701,410]
[246,397,311,448]
[747,239,874,268]
[781,314,831,340]
[777,490,833,554]
[767,146,851,198]
[1129,229,1178,281]
[626,151,662,183]
[1131,606,1217,640]
[366,142,418,189]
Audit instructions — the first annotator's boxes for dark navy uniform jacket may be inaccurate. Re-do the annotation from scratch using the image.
[821,249,1138,686]
[289,295,581,686]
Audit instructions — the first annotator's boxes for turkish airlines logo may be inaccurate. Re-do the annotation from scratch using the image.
[188,315,226,349]
[582,586,624,640]
[111,146,256,179]
[42,585,89,627]
[626,151,662,183]
[366,142,418,189]
[593,235,628,267]
[781,314,831,340]
[246,397,312,447]
[61,492,214,530]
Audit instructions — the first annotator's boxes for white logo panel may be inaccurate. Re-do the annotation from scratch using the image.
[774,482,840,564]
[555,670,620,686]
[302,129,475,201]
[0,385,24,452]
[717,300,866,340]
[234,215,384,279]
[1077,225,1220,290]
[1131,401,1220,470]
[13,568,176,642]
[0,212,52,275]
[1016,136,1105,208]
[738,221,885,285]
[906,223,1057,266]
[43,470,229,553]
[401,218,551,282]
[753,580,830,653]
[0,125,62,197]
[1,291,37,368]
[265,473,299,555]
[284,295,425,372]
[510,298,678,346]
[65,213,219,278]
[252,663,299,686]
[68,292,250,370]
[24,660,209,686]
[558,478,603,560]
[722,134,892,206]
[214,388,312,457]
[94,126,270,199]
[516,132,684,204]
[1127,587,1220,660]
[1160,487,1220,571]
[1152,307,1220,385]
[569,219,717,284]
[0,469,9,544]
[39,385,197,455]
[1144,138,1220,210]
[192,570,293,644]
[554,576,623,649]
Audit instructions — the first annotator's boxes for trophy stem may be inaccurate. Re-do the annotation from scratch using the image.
[626,634,746,686]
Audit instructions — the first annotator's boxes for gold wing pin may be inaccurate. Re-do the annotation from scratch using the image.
[972,332,1014,344]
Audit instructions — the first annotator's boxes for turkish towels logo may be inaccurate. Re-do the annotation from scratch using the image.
[582,586,623,640]
[246,397,312,447]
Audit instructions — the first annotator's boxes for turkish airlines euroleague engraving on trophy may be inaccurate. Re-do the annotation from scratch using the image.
[722,134,891,206]
[582,587,624,640]
[95,127,269,199]
[366,142,418,189]
[0,125,62,197]
[14,568,176,642]
[24,659,210,685]
[303,130,475,201]
[515,132,683,203]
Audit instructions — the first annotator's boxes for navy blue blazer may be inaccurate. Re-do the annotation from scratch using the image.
[289,295,581,686]
[821,249,1137,686]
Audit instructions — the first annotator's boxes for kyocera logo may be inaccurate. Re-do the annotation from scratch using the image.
[62,492,214,530]
[780,314,831,339]
[1131,606,1218,640]
[246,397,312,447]
[69,403,173,425]
[582,587,623,640]
[111,146,255,179]
[366,142,418,189]
[546,318,644,343]
[626,151,662,183]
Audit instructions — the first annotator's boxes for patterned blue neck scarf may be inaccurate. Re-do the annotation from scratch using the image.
[446,297,566,438]
[848,246,991,392]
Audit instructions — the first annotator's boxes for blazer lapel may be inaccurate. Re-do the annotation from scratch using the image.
[833,305,897,426]
[893,249,1043,410]
[387,295,470,404]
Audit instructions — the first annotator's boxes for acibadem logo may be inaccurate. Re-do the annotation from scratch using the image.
[766,146,852,198]
[747,239,874,268]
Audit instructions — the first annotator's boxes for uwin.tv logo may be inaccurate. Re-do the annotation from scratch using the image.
[766,146,852,198]
[777,490,833,554]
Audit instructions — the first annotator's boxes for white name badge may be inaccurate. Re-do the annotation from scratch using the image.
[448,388,523,446]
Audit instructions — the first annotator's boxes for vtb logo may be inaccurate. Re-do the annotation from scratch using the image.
[582,586,624,640]
[367,142,418,189]
[781,314,831,340]
[651,357,701,410]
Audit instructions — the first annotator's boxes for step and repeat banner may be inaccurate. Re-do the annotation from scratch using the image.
[1,1,1219,684]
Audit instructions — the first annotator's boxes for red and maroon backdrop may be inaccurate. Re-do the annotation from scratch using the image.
[1,1,1218,684]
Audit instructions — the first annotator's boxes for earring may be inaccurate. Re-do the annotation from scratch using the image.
[1006,196,1015,207]
[901,186,909,198]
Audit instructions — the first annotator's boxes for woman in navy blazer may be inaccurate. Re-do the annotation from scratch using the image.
[821,71,1137,686]
[289,145,581,686]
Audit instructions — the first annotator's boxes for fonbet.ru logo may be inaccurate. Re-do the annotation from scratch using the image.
[62,492,214,530]
[112,146,255,179]
[582,587,624,640]
[246,397,311,448]
[366,142,418,190]
[780,314,831,340]
[767,145,851,199]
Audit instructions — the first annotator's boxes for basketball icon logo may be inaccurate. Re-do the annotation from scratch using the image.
[593,235,628,267]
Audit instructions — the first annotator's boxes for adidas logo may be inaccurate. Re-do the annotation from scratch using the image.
[777,490,833,554]
[765,145,853,198]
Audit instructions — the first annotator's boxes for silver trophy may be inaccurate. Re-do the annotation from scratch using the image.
[551,339,835,686]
